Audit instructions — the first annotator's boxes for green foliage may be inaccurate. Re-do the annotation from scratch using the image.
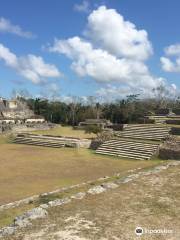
[85,125,102,135]
[23,94,180,125]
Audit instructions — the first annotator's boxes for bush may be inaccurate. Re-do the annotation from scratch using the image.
[172,108,180,115]
[171,127,180,135]
[90,140,103,150]
[155,108,170,115]
[111,124,124,131]
[85,125,102,135]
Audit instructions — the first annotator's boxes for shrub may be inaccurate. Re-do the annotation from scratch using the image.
[172,108,180,115]
[155,108,170,115]
[111,124,124,131]
[171,127,180,135]
[85,125,102,135]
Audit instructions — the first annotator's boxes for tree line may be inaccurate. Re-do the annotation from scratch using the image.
[22,93,180,126]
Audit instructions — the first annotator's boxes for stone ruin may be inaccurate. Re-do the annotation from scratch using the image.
[78,118,112,129]
[159,136,180,160]
[0,98,46,133]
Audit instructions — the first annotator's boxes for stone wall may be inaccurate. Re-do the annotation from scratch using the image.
[159,139,180,160]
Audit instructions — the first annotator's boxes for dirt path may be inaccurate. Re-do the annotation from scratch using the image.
[4,163,180,240]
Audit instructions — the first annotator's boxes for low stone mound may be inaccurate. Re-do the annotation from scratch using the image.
[159,137,180,160]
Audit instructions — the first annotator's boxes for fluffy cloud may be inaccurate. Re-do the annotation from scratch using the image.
[49,5,177,98]
[0,17,35,38]
[74,0,90,13]
[164,44,180,56]
[50,36,159,89]
[96,82,178,101]
[161,43,180,72]
[0,43,61,83]
[85,6,153,60]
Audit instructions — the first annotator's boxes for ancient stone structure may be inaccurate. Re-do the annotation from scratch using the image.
[96,138,160,160]
[14,133,91,148]
[78,118,112,129]
[144,108,180,124]
[96,124,171,160]
[0,98,45,131]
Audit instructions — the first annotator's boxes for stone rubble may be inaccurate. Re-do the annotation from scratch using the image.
[71,192,86,200]
[101,182,118,189]
[88,186,106,195]
[48,198,71,207]
[0,207,48,238]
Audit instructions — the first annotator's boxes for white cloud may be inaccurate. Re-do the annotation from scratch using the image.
[49,36,157,89]
[0,43,61,84]
[48,5,177,97]
[74,1,90,13]
[39,83,61,100]
[161,43,180,72]
[84,6,152,60]
[96,85,133,101]
[0,17,35,38]
[160,57,177,72]
[164,44,180,56]
[96,82,178,101]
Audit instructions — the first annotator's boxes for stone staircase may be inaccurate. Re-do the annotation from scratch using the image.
[13,134,79,148]
[96,138,160,160]
[115,124,170,141]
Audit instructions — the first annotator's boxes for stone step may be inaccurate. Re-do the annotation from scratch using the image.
[123,125,170,129]
[120,129,169,134]
[118,134,167,139]
[119,134,168,139]
[98,146,155,156]
[101,144,157,152]
[117,136,165,141]
[104,139,159,147]
[15,136,67,143]
[14,139,65,148]
[95,151,147,160]
[116,132,169,137]
[96,149,150,160]
[123,126,169,130]
[97,145,155,155]
[14,140,65,148]
[14,138,66,145]
[106,138,159,144]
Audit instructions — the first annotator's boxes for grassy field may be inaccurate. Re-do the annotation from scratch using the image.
[30,125,96,139]
[0,133,163,205]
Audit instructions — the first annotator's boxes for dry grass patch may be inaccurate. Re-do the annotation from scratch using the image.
[6,164,180,240]
[30,125,95,139]
[0,141,162,205]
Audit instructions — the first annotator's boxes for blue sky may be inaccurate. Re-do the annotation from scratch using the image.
[0,0,180,100]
